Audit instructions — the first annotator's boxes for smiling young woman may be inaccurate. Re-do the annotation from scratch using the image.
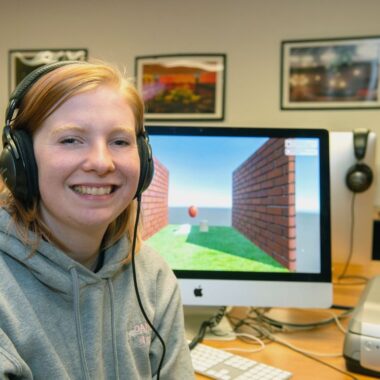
[0,61,194,379]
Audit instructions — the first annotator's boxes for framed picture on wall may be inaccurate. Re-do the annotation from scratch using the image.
[8,48,88,94]
[281,36,380,110]
[135,53,226,121]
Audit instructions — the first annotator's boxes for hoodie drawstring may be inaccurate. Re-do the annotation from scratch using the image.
[70,267,91,380]
[69,267,120,380]
[107,279,120,380]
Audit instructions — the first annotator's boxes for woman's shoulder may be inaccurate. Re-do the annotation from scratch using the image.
[0,208,20,247]
[0,207,11,227]
[138,243,169,268]
[137,243,177,281]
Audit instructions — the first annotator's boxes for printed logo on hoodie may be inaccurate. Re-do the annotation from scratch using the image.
[128,322,152,346]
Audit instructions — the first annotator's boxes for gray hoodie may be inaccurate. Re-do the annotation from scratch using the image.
[0,209,195,379]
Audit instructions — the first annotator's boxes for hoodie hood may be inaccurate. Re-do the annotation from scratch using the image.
[0,208,130,297]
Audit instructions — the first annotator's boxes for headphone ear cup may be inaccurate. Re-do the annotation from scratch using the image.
[1,61,82,208]
[345,163,373,193]
[136,134,154,197]
[0,129,39,205]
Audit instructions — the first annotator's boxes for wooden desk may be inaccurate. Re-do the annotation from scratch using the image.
[195,262,380,380]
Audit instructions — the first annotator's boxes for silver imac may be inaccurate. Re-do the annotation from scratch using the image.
[142,126,332,313]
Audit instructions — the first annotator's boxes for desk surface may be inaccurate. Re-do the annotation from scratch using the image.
[195,262,380,380]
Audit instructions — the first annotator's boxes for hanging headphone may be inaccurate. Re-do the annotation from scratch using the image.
[0,61,154,208]
[345,128,373,193]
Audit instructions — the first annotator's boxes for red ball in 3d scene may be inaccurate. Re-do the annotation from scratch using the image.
[188,205,198,218]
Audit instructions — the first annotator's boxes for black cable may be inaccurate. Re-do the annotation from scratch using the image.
[131,195,166,379]
[250,307,352,330]
[337,193,357,280]
[188,306,227,350]
[330,304,354,311]
[335,192,370,285]
[228,315,273,342]
[228,307,352,342]
[209,306,227,329]
[188,320,213,350]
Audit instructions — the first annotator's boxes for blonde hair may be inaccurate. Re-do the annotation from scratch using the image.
[0,61,144,256]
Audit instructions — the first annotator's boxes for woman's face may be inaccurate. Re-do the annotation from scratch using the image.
[33,85,140,238]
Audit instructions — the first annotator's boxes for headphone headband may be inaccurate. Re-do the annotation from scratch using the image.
[6,61,83,127]
[353,128,369,161]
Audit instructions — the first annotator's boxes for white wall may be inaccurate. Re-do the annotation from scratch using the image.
[0,0,379,260]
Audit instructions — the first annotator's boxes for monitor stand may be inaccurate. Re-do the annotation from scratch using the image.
[183,306,236,341]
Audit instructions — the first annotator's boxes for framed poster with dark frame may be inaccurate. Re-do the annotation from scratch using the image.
[135,53,226,121]
[281,36,380,110]
[9,49,88,94]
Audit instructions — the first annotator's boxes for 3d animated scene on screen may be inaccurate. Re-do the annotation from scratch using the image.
[141,135,320,273]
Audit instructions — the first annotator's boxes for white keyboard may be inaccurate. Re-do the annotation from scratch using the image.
[191,343,292,380]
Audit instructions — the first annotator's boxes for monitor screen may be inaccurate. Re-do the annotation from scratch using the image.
[142,126,332,308]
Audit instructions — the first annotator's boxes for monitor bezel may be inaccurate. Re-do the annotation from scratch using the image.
[145,125,331,284]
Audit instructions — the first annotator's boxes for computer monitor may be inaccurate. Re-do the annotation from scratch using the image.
[142,126,333,309]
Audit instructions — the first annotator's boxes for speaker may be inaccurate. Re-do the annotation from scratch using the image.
[0,61,154,208]
[345,128,373,193]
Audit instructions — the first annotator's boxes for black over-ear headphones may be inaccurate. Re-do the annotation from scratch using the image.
[0,61,154,208]
[345,128,373,193]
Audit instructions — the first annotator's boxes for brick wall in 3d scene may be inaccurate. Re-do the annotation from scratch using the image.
[141,157,169,240]
[232,138,296,270]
